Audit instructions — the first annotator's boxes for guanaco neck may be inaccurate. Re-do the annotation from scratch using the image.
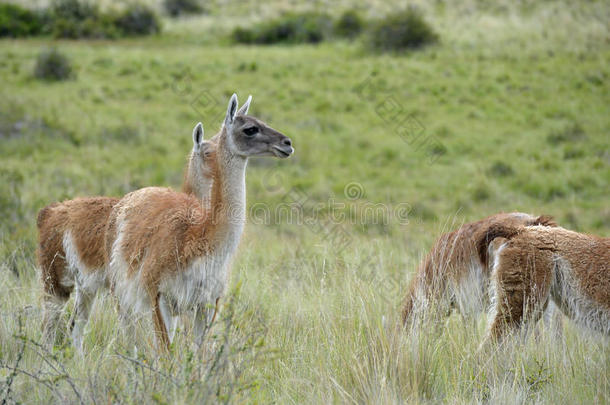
[182,151,212,202]
[206,129,247,246]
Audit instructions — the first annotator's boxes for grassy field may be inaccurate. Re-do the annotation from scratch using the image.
[0,0,609,403]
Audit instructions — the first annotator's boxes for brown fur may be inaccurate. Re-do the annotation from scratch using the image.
[477,215,556,267]
[105,147,221,286]
[402,213,557,325]
[37,197,119,343]
[152,294,170,350]
[107,187,216,290]
[37,197,119,298]
[480,224,610,342]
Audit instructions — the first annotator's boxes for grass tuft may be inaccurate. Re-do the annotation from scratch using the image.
[33,47,73,81]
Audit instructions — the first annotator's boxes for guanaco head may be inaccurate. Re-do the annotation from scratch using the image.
[220,94,294,159]
[192,122,216,167]
[183,122,217,199]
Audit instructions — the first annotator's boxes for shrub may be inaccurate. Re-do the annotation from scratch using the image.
[369,7,438,52]
[113,3,160,36]
[51,15,119,39]
[563,146,585,160]
[232,27,255,44]
[48,0,115,38]
[48,0,159,39]
[546,122,587,145]
[0,0,160,39]
[232,12,333,45]
[488,161,514,177]
[163,0,205,17]
[34,48,73,81]
[0,3,44,37]
[472,184,491,202]
[50,0,97,21]
[334,10,365,39]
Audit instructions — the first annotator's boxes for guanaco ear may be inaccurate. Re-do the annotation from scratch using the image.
[193,122,204,150]
[224,93,238,128]
[237,95,252,116]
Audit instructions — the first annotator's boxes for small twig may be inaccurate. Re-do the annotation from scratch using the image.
[16,335,84,405]
[1,314,26,405]
[0,364,66,403]
[114,352,179,386]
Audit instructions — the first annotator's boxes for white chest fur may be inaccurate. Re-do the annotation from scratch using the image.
[161,250,229,314]
[160,220,244,315]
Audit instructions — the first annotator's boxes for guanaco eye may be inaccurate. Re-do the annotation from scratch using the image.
[243,126,258,136]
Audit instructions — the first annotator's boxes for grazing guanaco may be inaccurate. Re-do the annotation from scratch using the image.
[478,223,609,344]
[402,213,558,328]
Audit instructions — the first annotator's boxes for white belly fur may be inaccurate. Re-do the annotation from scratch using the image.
[160,250,231,315]
[62,231,106,294]
[552,255,610,335]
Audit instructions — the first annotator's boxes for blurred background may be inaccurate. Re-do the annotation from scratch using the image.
[2,0,608,254]
[0,0,608,402]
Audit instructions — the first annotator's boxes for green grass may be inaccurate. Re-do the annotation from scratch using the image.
[0,0,609,403]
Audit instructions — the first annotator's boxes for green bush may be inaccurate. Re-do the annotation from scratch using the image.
[48,0,114,38]
[232,27,254,44]
[488,161,514,177]
[232,12,333,45]
[49,0,97,21]
[369,7,438,52]
[334,10,365,39]
[50,16,119,39]
[0,4,44,37]
[113,3,160,36]
[34,48,73,81]
[163,0,205,17]
[47,0,159,39]
[547,122,587,145]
